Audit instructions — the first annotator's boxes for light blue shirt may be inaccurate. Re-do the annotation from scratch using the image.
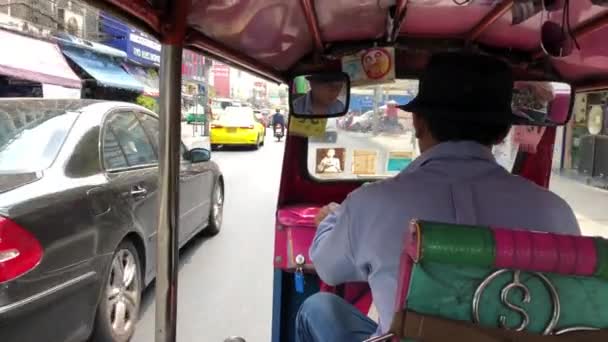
[292,92,345,115]
[310,141,580,335]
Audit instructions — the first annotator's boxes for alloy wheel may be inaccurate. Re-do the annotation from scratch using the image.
[106,248,140,340]
[212,183,224,228]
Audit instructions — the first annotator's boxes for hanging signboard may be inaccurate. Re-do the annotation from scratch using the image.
[342,47,396,87]
[99,13,161,67]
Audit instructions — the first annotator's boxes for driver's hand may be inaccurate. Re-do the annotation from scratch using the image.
[315,202,340,227]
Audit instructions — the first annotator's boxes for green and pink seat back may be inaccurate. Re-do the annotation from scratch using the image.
[385,221,608,341]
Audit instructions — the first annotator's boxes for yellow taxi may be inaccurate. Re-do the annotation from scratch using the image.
[210,106,266,149]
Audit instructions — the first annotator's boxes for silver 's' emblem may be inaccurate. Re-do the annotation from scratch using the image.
[472,269,597,335]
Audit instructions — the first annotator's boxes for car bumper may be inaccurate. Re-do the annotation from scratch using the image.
[0,255,109,342]
[210,130,259,145]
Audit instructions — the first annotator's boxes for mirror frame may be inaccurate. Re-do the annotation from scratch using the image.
[510,81,575,126]
[288,71,351,119]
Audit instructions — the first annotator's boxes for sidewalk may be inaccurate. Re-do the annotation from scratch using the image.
[181,122,211,150]
[550,173,608,238]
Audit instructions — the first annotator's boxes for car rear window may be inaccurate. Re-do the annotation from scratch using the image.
[219,107,255,125]
[0,107,79,172]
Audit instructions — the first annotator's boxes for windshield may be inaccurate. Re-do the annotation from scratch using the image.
[306,80,569,179]
[0,106,79,172]
[307,81,419,179]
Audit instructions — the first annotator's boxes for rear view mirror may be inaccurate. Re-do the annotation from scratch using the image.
[512,81,572,126]
[289,72,350,118]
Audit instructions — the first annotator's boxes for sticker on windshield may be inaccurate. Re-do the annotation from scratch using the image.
[315,148,345,174]
[352,150,378,175]
[386,151,413,172]
[289,117,328,137]
[342,47,395,87]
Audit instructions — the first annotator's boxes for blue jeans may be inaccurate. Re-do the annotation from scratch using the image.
[295,292,378,342]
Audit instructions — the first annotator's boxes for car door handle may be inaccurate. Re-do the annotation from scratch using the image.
[130,187,148,197]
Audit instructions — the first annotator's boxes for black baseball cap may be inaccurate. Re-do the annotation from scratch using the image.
[399,52,515,124]
[305,73,345,83]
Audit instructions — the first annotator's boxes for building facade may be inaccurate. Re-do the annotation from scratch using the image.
[557,91,608,190]
[0,0,99,39]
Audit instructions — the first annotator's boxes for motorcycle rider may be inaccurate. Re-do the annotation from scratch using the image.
[271,108,286,136]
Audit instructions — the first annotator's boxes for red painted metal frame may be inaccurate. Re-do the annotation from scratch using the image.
[576,80,608,92]
[390,0,410,43]
[533,10,608,60]
[299,0,324,52]
[90,0,161,33]
[187,31,286,84]
[572,10,608,40]
[466,0,514,42]
[278,136,360,207]
[160,0,190,45]
[519,127,557,188]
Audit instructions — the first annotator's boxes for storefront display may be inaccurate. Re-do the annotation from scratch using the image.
[560,91,608,188]
[0,29,81,98]
[55,32,145,101]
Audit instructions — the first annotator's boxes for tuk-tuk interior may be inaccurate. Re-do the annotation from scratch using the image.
[82,0,608,341]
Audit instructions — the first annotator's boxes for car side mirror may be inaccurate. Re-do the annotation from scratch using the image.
[187,148,211,163]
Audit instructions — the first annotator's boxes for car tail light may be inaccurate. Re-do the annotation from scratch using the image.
[211,124,223,128]
[239,125,254,129]
[0,217,43,283]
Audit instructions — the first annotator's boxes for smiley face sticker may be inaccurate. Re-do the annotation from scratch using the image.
[361,48,392,80]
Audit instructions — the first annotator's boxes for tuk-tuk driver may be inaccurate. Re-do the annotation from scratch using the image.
[293,74,346,115]
[295,53,580,342]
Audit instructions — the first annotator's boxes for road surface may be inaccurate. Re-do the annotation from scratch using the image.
[133,129,284,342]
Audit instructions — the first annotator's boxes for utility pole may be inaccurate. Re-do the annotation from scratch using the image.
[372,85,382,135]
[203,56,212,136]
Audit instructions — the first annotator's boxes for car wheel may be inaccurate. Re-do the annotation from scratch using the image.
[91,241,142,342]
[203,180,223,236]
[254,135,262,150]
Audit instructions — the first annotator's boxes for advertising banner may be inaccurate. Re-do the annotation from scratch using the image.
[213,62,231,98]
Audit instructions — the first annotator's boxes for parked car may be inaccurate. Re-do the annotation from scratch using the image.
[253,109,269,127]
[210,106,266,149]
[349,110,374,132]
[325,117,338,142]
[0,99,224,342]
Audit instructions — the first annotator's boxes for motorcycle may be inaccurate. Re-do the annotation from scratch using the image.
[274,123,285,141]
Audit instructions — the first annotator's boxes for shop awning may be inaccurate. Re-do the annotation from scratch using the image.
[0,29,81,89]
[123,63,159,97]
[61,47,144,92]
